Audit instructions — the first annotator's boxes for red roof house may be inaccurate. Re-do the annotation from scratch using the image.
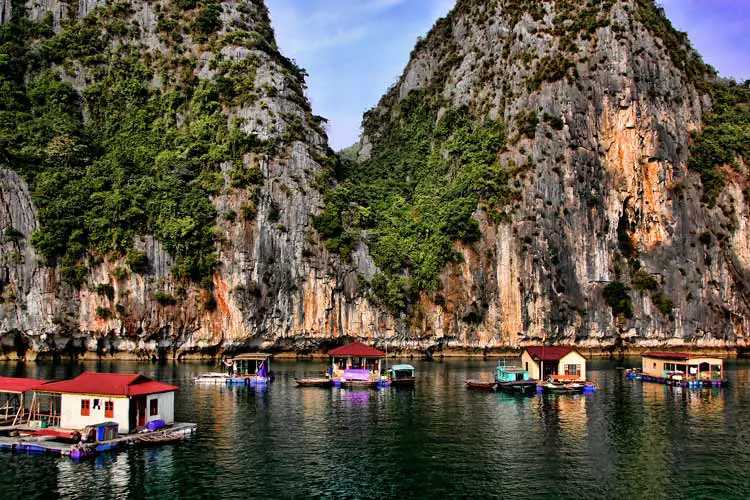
[329,342,385,358]
[36,372,178,433]
[521,346,587,381]
[40,372,178,397]
[524,346,575,361]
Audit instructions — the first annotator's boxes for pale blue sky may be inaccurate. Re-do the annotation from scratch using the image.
[266,0,750,150]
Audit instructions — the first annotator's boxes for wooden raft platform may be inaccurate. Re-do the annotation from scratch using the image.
[0,422,196,459]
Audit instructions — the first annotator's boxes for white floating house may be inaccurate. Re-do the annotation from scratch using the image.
[36,372,178,434]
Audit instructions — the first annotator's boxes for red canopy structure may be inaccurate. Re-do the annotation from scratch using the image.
[328,342,385,358]
[39,372,178,397]
[0,377,48,394]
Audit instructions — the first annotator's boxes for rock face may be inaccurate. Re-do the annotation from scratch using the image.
[1,0,748,358]
[348,0,750,350]
[0,0,390,359]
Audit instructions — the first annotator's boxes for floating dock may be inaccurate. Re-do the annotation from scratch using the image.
[0,422,196,459]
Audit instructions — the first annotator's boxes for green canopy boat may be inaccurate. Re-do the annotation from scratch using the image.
[389,364,416,387]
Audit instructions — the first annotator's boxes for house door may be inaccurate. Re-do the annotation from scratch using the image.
[543,361,557,379]
[134,397,147,427]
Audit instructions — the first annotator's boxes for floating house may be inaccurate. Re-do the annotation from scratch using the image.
[639,352,726,386]
[329,342,386,387]
[34,372,178,434]
[0,377,49,426]
[521,347,587,382]
[226,353,273,384]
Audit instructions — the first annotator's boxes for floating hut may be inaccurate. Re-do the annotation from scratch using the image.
[0,372,195,460]
[329,342,386,387]
[0,377,49,426]
[521,347,587,382]
[226,353,273,384]
[34,372,178,434]
[637,352,727,387]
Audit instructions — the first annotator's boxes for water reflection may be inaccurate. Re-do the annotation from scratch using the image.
[1,358,750,499]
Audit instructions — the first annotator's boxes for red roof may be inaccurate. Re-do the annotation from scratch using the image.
[38,372,178,397]
[329,342,385,358]
[642,352,694,360]
[524,346,575,361]
[0,377,49,394]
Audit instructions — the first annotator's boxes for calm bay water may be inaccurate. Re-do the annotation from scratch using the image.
[0,358,749,499]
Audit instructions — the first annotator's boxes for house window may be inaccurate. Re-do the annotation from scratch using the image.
[565,364,580,376]
[149,399,158,416]
[81,399,90,416]
[93,398,101,410]
[104,401,114,419]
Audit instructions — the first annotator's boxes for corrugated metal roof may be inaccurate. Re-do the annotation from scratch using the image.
[38,372,178,397]
[524,346,575,361]
[0,377,49,394]
[391,364,415,371]
[642,352,694,360]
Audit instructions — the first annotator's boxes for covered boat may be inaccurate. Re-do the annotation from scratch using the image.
[225,354,274,384]
[389,364,416,387]
[495,365,536,394]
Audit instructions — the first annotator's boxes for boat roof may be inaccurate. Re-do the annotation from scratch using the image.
[38,372,178,397]
[641,351,724,362]
[524,346,577,361]
[496,366,527,373]
[328,342,385,358]
[391,364,415,370]
[0,377,49,394]
[232,353,273,360]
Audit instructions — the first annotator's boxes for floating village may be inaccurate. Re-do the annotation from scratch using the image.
[0,342,730,462]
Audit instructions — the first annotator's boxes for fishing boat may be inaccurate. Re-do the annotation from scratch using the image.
[294,377,332,388]
[495,364,536,394]
[389,364,416,387]
[194,372,229,384]
[465,380,498,391]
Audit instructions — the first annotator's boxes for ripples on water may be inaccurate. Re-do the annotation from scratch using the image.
[0,358,749,500]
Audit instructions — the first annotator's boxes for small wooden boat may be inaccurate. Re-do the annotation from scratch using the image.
[389,364,416,387]
[495,364,537,395]
[194,372,229,384]
[625,368,642,379]
[295,377,332,388]
[465,380,498,391]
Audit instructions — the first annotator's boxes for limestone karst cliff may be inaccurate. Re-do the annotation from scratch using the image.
[1,0,748,358]
[318,0,750,351]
